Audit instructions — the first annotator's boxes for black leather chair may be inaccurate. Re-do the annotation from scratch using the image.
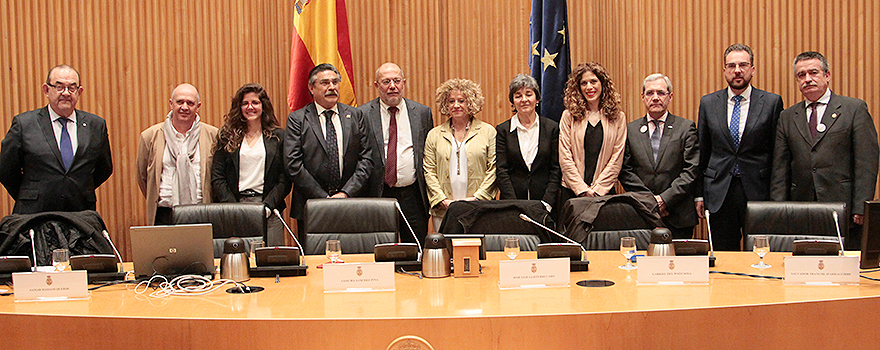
[560,192,663,250]
[744,201,847,252]
[304,198,398,255]
[438,200,552,251]
[171,203,268,258]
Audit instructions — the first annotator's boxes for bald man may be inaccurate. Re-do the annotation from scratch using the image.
[357,63,434,243]
[137,84,219,224]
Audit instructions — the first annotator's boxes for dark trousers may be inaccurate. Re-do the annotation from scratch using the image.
[383,183,429,245]
[710,177,747,251]
[666,223,695,240]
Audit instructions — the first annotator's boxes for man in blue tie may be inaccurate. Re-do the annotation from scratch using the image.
[695,44,784,250]
[0,65,113,214]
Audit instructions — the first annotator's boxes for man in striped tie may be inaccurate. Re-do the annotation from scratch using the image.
[0,65,113,214]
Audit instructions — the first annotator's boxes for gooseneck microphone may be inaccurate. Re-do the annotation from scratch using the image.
[833,211,845,255]
[519,213,587,259]
[29,229,37,272]
[395,202,423,259]
[274,209,303,249]
[103,230,125,273]
[705,210,717,267]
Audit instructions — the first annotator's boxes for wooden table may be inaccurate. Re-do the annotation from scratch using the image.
[2,251,879,349]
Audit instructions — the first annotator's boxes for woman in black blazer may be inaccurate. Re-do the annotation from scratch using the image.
[212,83,291,246]
[495,74,561,214]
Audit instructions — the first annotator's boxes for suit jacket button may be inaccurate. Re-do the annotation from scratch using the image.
[812,168,817,173]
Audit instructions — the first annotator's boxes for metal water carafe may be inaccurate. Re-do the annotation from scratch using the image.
[422,233,451,278]
[647,228,676,256]
[220,237,250,282]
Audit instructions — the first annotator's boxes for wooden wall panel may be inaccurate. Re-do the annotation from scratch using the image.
[1,0,878,256]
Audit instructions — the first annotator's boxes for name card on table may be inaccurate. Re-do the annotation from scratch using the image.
[637,256,709,285]
[13,271,89,301]
[784,256,859,285]
[323,262,395,292]
[499,258,570,289]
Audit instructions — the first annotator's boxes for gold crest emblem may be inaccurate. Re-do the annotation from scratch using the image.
[531,263,537,273]
[668,260,675,270]
[818,260,825,270]
[46,276,53,286]
[356,266,363,276]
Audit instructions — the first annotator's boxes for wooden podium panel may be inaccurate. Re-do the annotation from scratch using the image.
[1,252,879,349]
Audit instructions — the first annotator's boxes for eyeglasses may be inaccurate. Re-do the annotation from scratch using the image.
[316,78,340,87]
[643,90,669,97]
[47,83,80,94]
[378,78,404,87]
[724,62,752,70]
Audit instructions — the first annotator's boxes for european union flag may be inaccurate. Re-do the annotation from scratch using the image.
[529,0,571,122]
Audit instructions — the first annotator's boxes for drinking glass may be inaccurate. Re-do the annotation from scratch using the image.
[52,248,70,272]
[504,238,520,260]
[249,240,264,268]
[326,240,342,264]
[619,237,637,270]
[751,235,771,269]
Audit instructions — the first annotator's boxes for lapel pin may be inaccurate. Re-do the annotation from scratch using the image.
[82,123,86,127]
[345,114,351,119]
[667,125,673,129]
[640,125,647,133]
[817,124,826,133]
[831,113,838,119]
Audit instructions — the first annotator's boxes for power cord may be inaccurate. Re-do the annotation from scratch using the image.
[135,274,246,298]
[710,270,783,280]
[397,267,423,279]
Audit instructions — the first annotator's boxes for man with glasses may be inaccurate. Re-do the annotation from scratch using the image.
[0,65,112,213]
[695,44,784,250]
[285,63,374,237]
[619,74,699,239]
[771,51,879,249]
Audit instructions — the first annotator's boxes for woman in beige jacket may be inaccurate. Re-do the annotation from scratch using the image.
[424,78,497,229]
[558,62,627,206]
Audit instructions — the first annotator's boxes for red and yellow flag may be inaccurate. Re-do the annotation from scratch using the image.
[287,0,357,112]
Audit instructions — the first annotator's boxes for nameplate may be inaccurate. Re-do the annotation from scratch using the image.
[637,256,709,285]
[499,258,570,289]
[323,262,395,292]
[784,256,859,285]
[12,271,90,301]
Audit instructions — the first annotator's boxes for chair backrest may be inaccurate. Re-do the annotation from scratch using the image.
[438,200,552,251]
[743,201,848,252]
[304,198,398,255]
[171,203,268,258]
[560,193,661,250]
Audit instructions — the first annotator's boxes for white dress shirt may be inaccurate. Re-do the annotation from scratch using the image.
[380,99,416,187]
[158,123,202,207]
[511,114,540,171]
[805,88,832,125]
[727,85,753,137]
[238,135,266,193]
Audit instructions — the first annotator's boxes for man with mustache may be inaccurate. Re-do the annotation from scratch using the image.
[285,63,374,238]
[137,83,219,224]
[771,51,879,249]
[620,74,699,239]
[0,65,112,213]
[695,44,784,250]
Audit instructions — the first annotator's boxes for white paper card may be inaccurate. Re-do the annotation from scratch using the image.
[784,256,859,285]
[13,271,89,301]
[323,262,395,292]
[499,258,570,289]
[637,256,709,285]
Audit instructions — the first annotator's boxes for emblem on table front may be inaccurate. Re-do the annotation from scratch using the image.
[357,266,363,276]
[387,335,433,350]
[46,276,53,286]
[531,263,537,273]
[668,260,675,270]
[818,260,825,270]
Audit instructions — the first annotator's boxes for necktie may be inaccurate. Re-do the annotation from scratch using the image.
[58,118,74,171]
[323,110,341,184]
[808,101,820,140]
[650,119,662,163]
[730,95,744,149]
[385,106,399,187]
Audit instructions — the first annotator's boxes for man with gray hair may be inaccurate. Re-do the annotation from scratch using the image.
[620,74,699,238]
[137,83,219,224]
[771,51,879,249]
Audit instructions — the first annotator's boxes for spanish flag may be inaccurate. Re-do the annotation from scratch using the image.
[287,0,357,112]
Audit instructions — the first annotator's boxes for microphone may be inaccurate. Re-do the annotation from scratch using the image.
[274,209,303,250]
[102,230,124,273]
[833,211,845,255]
[705,210,717,267]
[29,229,36,272]
[395,202,423,259]
[519,213,587,259]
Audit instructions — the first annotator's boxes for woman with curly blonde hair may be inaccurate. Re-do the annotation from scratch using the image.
[424,78,497,229]
[557,62,627,204]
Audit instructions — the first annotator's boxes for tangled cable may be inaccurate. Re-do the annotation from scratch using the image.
[135,274,245,298]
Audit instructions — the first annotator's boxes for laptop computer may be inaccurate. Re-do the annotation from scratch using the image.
[130,224,215,279]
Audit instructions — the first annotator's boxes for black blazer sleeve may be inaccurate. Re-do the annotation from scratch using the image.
[262,129,291,210]
[495,121,517,199]
[210,145,239,203]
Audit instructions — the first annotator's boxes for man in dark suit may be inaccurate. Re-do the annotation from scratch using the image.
[285,63,374,238]
[696,44,784,250]
[0,65,112,214]
[771,51,879,249]
[620,74,699,239]
[358,63,433,243]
